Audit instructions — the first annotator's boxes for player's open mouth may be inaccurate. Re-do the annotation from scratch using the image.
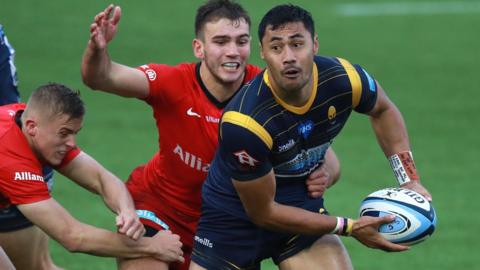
[222,62,240,70]
[283,68,300,78]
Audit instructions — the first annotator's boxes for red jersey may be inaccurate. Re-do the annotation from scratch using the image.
[134,63,261,217]
[0,103,80,208]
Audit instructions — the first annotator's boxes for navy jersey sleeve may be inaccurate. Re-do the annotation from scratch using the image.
[219,111,272,181]
[353,64,378,113]
[336,57,378,114]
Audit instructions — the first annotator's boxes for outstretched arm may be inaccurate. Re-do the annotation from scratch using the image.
[81,4,149,98]
[232,170,408,252]
[18,199,183,262]
[368,82,432,200]
[58,151,143,240]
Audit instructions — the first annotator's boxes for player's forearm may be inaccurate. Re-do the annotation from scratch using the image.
[249,202,338,235]
[370,102,411,157]
[98,170,135,214]
[81,42,114,90]
[69,223,155,258]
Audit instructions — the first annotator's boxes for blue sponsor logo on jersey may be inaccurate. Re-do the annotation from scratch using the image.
[298,120,314,139]
[362,68,376,92]
[275,142,330,178]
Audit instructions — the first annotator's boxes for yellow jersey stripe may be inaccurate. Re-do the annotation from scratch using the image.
[222,111,273,149]
[337,57,362,109]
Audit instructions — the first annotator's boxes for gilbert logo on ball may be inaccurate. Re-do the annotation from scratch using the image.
[359,187,436,245]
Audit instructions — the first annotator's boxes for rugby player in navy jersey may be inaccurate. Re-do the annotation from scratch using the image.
[190,4,431,270]
[82,1,344,269]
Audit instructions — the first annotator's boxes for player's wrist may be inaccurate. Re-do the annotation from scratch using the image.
[388,151,419,186]
[330,217,354,236]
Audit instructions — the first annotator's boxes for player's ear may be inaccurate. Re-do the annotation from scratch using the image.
[313,34,319,54]
[192,38,204,59]
[259,42,265,59]
[24,119,38,136]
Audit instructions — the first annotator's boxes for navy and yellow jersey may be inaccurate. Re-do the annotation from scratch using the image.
[202,55,378,218]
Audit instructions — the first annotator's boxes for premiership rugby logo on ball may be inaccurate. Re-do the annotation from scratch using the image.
[359,187,436,245]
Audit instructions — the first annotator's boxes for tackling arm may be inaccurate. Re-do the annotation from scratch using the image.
[58,151,144,239]
[17,199,183,261]
[306,147,341,198]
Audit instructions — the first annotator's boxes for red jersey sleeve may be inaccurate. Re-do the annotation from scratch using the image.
[55,147,81,169]
[137,63,192,107]
[0,164,50,206]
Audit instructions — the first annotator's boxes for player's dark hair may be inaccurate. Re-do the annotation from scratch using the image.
[28,82,85,120]
[258,4,315,43]
[195,0,251,38]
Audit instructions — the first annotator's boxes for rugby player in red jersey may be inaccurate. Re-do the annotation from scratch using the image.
[82,1,341,269]
[0,83,184,269]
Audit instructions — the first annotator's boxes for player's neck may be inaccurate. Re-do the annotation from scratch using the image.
[268,70,313,107]
[199,63,244,103]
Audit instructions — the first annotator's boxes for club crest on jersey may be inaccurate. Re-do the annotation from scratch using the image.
[298,120,314,139]
[328,106,337,124]
[145,69,157,81]
[233,150,259,167]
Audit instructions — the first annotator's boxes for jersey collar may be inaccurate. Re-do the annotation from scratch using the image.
[263,63,318,115]
[195,62,247,109]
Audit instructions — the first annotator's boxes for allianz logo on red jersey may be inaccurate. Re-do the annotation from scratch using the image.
[14,171,44,182]
[173,144,210,172]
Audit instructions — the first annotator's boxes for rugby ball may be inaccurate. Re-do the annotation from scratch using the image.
[359,187,436,245]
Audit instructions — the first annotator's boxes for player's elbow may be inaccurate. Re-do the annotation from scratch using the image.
[81,75,102,91]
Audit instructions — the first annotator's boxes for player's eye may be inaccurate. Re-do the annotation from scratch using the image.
[238,39,249,46]
[271,45,281,52]
[213,39,227,45]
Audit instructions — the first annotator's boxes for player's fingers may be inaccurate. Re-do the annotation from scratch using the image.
[116,216,127,233]
[125,220,144,238]
[376,214,396,226]
[112,6,122,25]
[421,190,432,202]
[380,240,410,252]
[131,226,145,240]
[309,168,326,179]
[94,11,105,24]
[308,191,324,198]
[104,4,114,16]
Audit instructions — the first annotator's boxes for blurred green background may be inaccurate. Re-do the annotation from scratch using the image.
[1,0,479,269]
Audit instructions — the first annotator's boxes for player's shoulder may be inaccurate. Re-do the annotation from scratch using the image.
[0,103,24,137]
[138,62,197,78]
[314,55,352,72]
[245,64,263,81]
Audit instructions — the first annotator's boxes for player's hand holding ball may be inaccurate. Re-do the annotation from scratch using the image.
[350,215,410,252]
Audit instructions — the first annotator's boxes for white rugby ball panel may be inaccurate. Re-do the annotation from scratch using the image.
[359,188,436,245]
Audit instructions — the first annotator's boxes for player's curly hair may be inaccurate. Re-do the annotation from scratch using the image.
[195,0,251,38]
[258,4,315,42]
